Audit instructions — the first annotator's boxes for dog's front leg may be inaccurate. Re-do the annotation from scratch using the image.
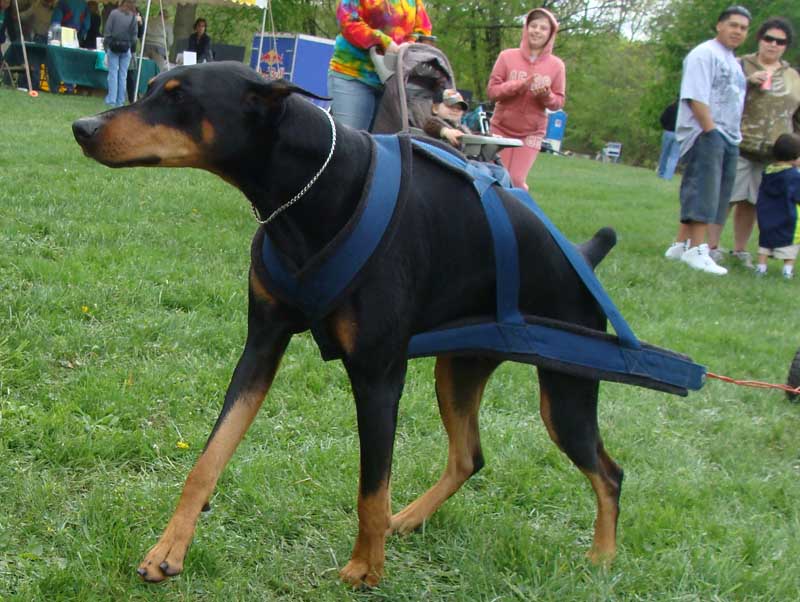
[339,356,407,588]
[137,281,293,583]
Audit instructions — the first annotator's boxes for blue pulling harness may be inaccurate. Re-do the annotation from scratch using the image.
[261,134,706,396]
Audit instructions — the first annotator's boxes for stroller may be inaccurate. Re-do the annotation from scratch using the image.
[369,43,521,166]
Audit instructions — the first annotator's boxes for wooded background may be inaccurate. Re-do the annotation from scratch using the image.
[179,0,799,166]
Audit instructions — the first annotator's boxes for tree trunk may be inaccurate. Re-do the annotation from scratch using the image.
[484,24,501,82]
[172,4,198,61]
[469,8,480,96]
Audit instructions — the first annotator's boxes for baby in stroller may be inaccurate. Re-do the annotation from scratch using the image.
[370,42,518,187]
[421,88,513,187]
[423,88,471,148]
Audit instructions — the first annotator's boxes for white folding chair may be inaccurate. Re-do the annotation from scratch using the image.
[601,142,622,163]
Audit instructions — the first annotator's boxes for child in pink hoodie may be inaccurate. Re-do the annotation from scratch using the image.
[487,8,565,190]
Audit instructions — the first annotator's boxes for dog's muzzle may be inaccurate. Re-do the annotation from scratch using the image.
[72,116,105,146]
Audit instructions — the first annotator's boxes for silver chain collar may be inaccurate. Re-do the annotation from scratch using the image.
[251,107,337,226]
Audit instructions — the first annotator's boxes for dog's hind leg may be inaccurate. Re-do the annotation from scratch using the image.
[339,355,408,588]
[390,356,499,535]
[137,276,293,583]
[537,368,623,565]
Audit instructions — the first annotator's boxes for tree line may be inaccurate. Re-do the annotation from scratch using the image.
[195,0,799,166]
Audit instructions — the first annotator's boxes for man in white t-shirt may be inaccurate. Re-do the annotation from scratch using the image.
[663,5,750,275]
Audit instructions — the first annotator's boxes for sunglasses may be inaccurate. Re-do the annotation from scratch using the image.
[761,34,788,46]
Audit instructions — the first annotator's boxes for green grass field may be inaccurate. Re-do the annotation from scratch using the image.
[2,88,799,601]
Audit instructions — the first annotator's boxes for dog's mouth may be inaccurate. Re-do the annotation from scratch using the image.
[80,151,164,168]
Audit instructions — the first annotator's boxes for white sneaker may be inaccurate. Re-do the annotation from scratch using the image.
[681,244,728,275]
[664,241,687,260]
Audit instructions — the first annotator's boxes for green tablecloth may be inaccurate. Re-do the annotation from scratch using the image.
[5,43,158,95]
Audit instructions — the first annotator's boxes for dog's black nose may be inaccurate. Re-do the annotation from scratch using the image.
[72,116,103,143]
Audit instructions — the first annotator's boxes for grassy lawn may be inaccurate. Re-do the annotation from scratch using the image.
[1,87,799,601]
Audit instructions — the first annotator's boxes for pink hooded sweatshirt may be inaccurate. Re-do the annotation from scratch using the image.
[486,8,565,142]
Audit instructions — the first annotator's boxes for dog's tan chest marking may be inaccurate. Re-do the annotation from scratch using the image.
[329,306,358,355]
[249,268,277,305]
[201,119,215,146]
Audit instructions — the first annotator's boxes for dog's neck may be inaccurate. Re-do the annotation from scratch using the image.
[249,108,338,227]
[222,97,371,269]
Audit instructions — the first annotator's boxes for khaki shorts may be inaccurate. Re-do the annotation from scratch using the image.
[759,245,800,260]
[730,155,765,205]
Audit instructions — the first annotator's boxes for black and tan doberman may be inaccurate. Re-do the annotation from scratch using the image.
[72,62,623,587]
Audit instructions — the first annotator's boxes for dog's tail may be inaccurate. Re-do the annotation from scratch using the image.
[578,227,616,270]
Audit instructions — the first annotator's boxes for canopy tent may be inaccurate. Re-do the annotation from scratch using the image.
[6,0,271,99]
[135,0,272,100]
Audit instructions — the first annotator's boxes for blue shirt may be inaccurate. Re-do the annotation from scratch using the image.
[51,0,91,40]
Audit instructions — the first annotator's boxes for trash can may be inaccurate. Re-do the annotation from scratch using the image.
[544,109,567,152]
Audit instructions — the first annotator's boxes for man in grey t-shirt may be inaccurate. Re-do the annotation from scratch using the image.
[663,5,750,275]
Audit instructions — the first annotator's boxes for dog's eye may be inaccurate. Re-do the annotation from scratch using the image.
[167,88,186,104]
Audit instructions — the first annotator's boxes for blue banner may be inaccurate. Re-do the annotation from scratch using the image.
[249,34,335,108]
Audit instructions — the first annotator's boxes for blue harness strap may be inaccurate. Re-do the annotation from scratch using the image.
[411,139,639,348]
[259,134,705,395]
[407,139,705,394]
[407,321,703,392]
[261,135,403,320]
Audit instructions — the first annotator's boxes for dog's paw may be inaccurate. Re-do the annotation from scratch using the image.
[339,559,382,588]
[137,537,188,582]
[388,511,422,536]
[586,547,615,568]
[386,514,412,535]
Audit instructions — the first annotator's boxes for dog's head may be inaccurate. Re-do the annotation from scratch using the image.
[72,62,328,171]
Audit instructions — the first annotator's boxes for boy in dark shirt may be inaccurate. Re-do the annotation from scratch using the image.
[755,133,800,278]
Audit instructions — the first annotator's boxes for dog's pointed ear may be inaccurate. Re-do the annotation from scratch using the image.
[245,78,331,110]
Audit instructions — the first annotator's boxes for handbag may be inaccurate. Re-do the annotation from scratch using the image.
[108,38,131,54]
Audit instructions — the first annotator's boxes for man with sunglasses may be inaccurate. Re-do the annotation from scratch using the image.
[707,16,800,269]
[664,5,751,275]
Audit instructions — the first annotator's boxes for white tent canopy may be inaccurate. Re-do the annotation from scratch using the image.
[135,0,270,100]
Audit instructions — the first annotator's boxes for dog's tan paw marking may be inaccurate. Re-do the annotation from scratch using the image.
[340,559,382,588]
[137,538,187,582]
[586,547,615,567]
[389,511,421,536]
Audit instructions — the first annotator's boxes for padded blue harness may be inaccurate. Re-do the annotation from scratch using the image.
[261,135,706,395]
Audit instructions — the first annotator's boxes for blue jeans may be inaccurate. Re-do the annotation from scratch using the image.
[657,130,680,180]
[327,72,381,131]
[106,50,132,106]
[468,160,512,188]
[679,130,738,225]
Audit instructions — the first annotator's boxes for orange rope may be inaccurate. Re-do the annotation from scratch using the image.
[707,372,800,395]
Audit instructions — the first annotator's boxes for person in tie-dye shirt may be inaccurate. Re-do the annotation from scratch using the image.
[328,0,432,131]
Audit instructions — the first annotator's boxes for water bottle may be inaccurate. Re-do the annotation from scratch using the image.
[48,25,61,45]
[478,107,490,135]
